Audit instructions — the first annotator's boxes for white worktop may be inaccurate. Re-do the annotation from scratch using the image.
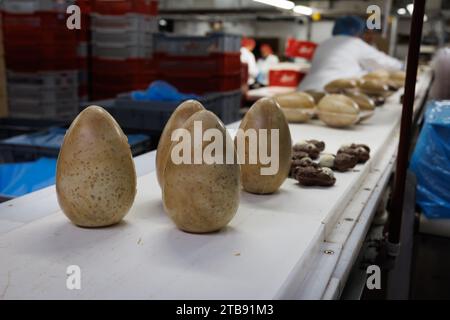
[0,70,432,299]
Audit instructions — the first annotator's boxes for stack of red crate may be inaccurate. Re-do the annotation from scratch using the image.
[2,11,78,72]
[154,33,242,95]
[75,0,91,102]
[90,0,158,100]
[1,0,79,119]
[0,16,7,117]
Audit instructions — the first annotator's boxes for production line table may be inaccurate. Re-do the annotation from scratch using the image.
[246,86,298,102]
[0,69,432,299]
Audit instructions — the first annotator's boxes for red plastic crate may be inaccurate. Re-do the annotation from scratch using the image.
[75,15,91,42]
[5,56,79,72]
[241,62,249,86]
[156,52,241,77]
[2,11,79,45]
[92,57,157,75]
[5,43,77,61]
[93,71,156,87]
[268,69,306,87]
[91,82,150,100]
[78,85,89,97]
[1,11,70,29]
[3,28,77,46]
[92,0,158,15]
[76,0,92,14]
[78,57,88,69]
[160,73,241,94]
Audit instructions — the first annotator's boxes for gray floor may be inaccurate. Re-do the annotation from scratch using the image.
[410,233,450,299]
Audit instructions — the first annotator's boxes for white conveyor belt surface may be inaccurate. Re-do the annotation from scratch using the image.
[0,69,433,299]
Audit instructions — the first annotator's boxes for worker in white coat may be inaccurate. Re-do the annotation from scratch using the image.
[299,16,403,91]
[256,44,280,85]
[240,37,258,86]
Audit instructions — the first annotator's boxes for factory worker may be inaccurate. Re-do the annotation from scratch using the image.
[299,16,403,91]
[240,37,259,86]
[256,44,280,85]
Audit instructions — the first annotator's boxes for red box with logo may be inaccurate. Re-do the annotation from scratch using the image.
[285,38,318,60]
[268,69,306,87]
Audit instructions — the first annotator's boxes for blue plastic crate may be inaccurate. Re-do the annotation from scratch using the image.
[0,127,151,163]
[0,117,69,140]
[111,90,242,132]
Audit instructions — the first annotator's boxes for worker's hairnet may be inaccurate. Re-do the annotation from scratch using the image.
[332,16,366,37]
[241,37,256,49]
[260,43,273,54]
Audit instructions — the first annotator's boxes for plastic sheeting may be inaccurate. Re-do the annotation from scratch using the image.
[131,80,199,101]
[1,127,66,149]
[0,158,57,198]
[410,100,450,219]
[0,130,150,198]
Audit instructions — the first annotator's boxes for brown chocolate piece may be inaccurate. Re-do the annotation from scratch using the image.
[292,151,309,160]
[295,166,336,187]
[350,143,370,153]
[306,139,325,152]
[337,144,370,164]
[333,153,358,172]
[290,159,302,178]
[290,157,318,178]
[373,96,385,106]
[292,142,320,159]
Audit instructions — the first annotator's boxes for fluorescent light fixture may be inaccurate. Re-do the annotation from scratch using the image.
[397,8,407,15]
[406,3,414,14]
[293,5,313,16]
[253,0,295,10]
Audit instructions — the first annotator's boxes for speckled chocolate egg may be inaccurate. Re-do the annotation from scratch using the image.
[156,100,205,189]
[56,106,137,227]
[163,110,240,233]
[236,97,292,194]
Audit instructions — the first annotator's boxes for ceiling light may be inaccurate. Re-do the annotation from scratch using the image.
[424,14,428,22]
[406,3,414,14]
[253,0,295,10]
[293,5,313,16]
[397,8,407,15]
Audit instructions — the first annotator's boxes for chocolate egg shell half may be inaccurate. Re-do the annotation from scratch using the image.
[359,79,390,96]
[317,94,360,128]
[275,92,316,123]
[324,78,358,94]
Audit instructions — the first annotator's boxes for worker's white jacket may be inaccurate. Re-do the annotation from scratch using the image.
[299,35,403,91]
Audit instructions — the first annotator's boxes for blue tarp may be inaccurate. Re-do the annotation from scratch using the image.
[131,80,199,101]
[0,130,150,198]
[0,158,57,198]
[410,100,450,219]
